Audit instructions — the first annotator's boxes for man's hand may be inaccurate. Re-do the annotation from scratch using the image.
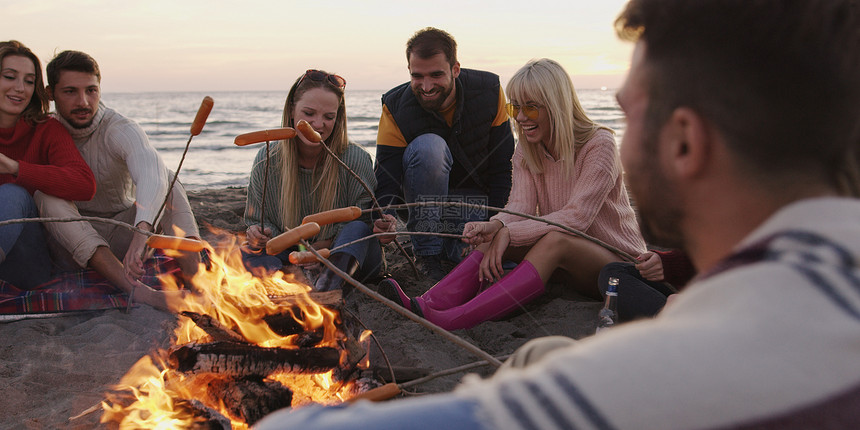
[635,251,665,281]
[124,222,152,281]
[373,214,398,245]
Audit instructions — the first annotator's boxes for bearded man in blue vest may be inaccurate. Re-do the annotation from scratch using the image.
[373,27,514,282]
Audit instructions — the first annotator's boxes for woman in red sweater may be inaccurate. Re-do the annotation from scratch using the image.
[0,41,95,289]
[379,58,646,330]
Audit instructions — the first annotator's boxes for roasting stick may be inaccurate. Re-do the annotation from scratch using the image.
[301,240,502,366]
[364,201,637,263]
[263,229,501,367]
[350,354,512,402]
[150,96,214,228]
[233,127,298,244]
[0,216,203,251]
[294,120,419,276]
[130,96,214,312]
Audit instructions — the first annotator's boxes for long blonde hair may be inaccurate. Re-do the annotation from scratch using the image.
[278,71,349,238]
[506,58,613,178]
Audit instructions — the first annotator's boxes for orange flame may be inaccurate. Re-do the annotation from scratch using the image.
[103,227,363,428]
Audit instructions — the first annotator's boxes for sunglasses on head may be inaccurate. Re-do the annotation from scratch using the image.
[300,69,347,89]
[505,102,542,120]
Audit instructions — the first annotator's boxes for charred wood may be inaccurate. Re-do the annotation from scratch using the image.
[206,376,292,426]
[182,311,248,343]
[175,399,233,430]
[267,290,342,308]
[168,341,340,377]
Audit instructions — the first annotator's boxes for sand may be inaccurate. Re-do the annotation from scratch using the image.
[0,187,602,429]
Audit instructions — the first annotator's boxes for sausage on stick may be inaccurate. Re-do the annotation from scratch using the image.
[266,222,321,255]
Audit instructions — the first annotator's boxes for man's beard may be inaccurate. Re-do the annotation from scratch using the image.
[412,80,454,112]
[68,108,95,129]
[626,138,686,250]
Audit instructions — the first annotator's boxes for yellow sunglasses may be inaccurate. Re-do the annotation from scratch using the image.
[505,102,541,120]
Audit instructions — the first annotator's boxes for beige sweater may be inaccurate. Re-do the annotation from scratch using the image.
[56,102,169,227]
[492,129,645,257]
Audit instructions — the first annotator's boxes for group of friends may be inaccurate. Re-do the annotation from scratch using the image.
[2,0,860,428]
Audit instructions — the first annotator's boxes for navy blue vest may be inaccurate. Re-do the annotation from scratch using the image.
[382,69,502,192]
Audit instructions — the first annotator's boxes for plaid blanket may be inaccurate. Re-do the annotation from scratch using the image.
[0,251,185,319]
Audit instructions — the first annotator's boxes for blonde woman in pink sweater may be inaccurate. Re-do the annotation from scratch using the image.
[379,58,646,330]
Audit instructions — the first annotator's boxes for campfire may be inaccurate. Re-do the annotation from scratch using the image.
[101,230,377,429]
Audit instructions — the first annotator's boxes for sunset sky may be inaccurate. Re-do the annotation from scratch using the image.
[4,0,633,92]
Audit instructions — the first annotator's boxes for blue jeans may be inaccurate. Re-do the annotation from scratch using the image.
[242,221,381,281]
[0,184,51,289]
[330,220,382,281]
[254,393,489,430]
[403,133,488,262]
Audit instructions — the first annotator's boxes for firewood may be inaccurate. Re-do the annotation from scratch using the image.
[175,399,232,430]
[168,341,340,377]
[267,290,342,308]
[182,311,248,343]
[206,376,292,426]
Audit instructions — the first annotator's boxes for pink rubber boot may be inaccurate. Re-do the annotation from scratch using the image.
[414,260,545,331]
[377,250,485,311]
[413,250,485,311]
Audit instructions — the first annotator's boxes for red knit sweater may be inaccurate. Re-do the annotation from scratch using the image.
[0,117,96,201]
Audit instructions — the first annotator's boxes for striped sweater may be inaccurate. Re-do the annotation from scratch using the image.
[492,129,645,257]
[458,197,860,429]
[244,142,375,241]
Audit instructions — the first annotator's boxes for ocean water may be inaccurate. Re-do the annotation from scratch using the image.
[102,89,625,190]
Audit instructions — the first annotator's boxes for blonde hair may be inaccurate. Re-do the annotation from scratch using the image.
[506,58,613,177]
[278,71,349,239]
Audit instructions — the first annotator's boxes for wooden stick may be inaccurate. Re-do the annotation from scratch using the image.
[152,96,214,230]
[364,201,636,262]
[349,355,510,402]
[295,120,419,276]
[299,239,503,368]
[0,216,152,235]
[330,231,462,254]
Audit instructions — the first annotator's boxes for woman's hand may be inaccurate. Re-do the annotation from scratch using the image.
[309,238,332,250]
[246,224,272,249]
[0,153,19,175]
[462,220,503,247]
[373,214,397,245]
[480,226,510,283]
[635,251,665,281]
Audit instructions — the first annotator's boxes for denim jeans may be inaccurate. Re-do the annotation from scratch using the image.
[242,221,381,281]
[253,393,490,430]
[403,133,488,262]
[0,184,51,289]
[330,220,382,281]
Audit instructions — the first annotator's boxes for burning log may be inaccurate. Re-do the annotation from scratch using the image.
[267,290,343,308]
[175,399,233,430]
[181,311,248,343]
[169,341,340,377]
[206,376,293,426]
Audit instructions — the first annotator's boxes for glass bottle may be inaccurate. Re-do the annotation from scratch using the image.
[596,277,619,333]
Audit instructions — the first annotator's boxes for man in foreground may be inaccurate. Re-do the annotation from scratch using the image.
[256,0,860,428]
[373,27,514,281]
[38,50,201,310]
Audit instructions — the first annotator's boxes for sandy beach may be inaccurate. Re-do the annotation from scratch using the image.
[0,187,603,429]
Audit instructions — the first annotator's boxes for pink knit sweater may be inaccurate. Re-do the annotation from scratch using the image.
[492,129,646,257]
